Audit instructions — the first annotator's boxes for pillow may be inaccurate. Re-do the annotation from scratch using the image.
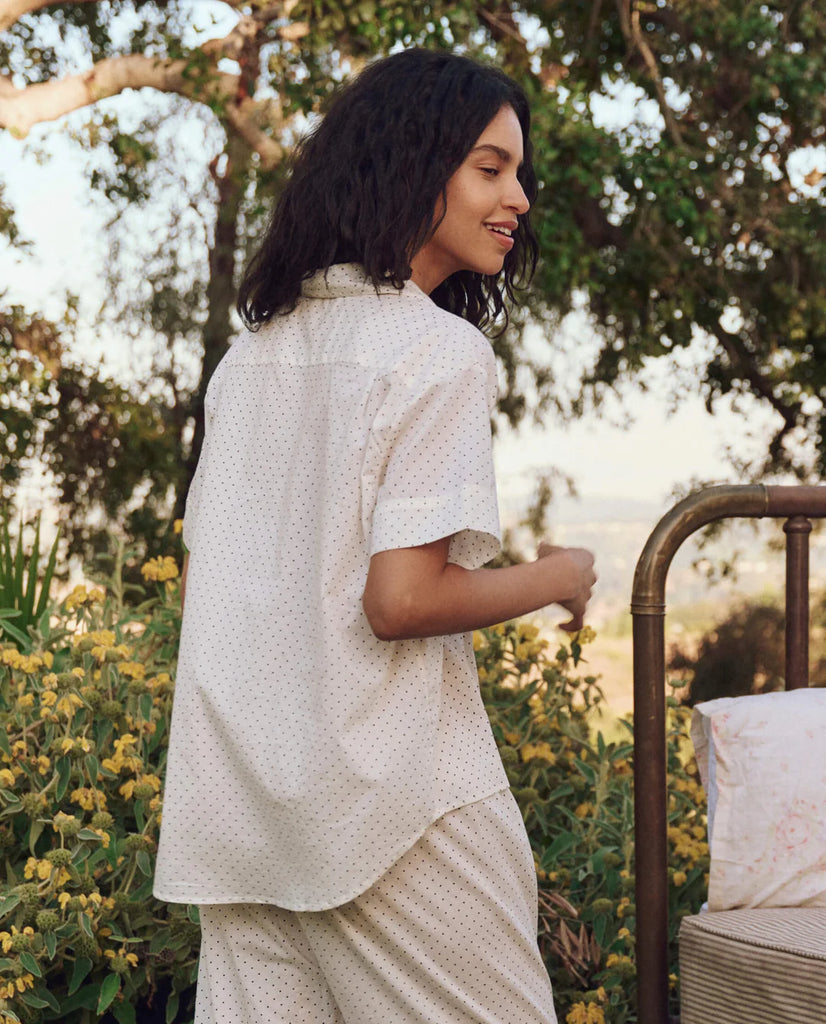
[690,689,826,911]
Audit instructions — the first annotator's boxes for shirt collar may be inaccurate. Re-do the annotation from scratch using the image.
[300,263,425,300]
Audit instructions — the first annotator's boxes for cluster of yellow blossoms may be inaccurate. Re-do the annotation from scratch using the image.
[566,1000,606,1024]
[63,583,106,613]
[140,555,179,582]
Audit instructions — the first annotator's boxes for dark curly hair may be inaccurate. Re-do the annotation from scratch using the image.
[237,48,538,334]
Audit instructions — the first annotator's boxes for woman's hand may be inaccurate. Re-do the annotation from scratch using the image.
[536,543,596,632]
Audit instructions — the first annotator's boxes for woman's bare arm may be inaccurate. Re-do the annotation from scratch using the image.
[362,537,595,641]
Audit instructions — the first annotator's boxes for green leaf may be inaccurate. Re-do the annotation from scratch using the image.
[165,990,179,1024]
[113,1001,137,1024]
[135,849,151,876]
[0,617,30,646]
[32,983,59,1012]
[85,753,100,785]
[44,931,56,959]
[97,972,121,1014]
[0,728,10,758]
[186,904,200,924]
[0,607,22,618]
[35,524,60,620]
[139,692,153,721]
[19,989,51,1008]
[56,981,100,1015]
[19,951,41,977]
[77,828,103,842]
[573,758,597,785]
[0,892,21,919]
[79,911,93,937]
[55,755,71,802]
[21,514,41,624]
[68,955,93,995]
[545,831,580,860]
[27,818,45,856]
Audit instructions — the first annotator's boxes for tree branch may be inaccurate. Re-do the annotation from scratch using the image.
[615,0,684,146]
[0,51,284,166]
[710,321,801,433]
[0,0,96,33]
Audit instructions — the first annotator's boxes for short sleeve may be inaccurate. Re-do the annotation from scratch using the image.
[364,334,501,569]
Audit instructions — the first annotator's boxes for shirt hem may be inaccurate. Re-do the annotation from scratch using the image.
[153,781,510,912]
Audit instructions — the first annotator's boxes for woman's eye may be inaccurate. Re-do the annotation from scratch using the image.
[481,167,499,177]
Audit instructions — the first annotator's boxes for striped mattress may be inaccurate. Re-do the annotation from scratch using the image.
[679,907,826,1023]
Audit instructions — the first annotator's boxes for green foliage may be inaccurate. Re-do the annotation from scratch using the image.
[0,550,195,1024]
[669,595,826,703]
[476,622,708,1023]
[0,542,710,1023]
[0,517,59,653]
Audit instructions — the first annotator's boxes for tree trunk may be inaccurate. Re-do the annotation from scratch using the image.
[174,131,251,521]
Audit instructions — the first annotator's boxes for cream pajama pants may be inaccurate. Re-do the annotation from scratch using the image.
[195,789,558,1023]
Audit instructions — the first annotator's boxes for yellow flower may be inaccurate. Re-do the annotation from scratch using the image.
[65,584,90,611]
[521,742,555,765]
[574,801,594,819]
[118,661,146,680]
[16,693,35,711]
[566,1002,605,1024]
[472,631,485,651]
[606,953,635,970]
[40,689,58,709]
[173,519,183,534]
[140,556,179,582]
[14,973,34,993]
[70,787,107,812]
[17,654,44,673]
[1,649,21,668]
[672,870,687,887]
[24,856,53,881]
[56,692,84,718]
[90,827,111,848]
[0,769,15,788]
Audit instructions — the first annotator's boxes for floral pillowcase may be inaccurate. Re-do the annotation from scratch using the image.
[690,688,826,912]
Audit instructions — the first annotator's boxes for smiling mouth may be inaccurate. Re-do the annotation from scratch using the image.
[485,224,513,237]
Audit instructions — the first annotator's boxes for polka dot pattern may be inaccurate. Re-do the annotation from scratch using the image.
[154,264,509,911]
[195,789,558,1023]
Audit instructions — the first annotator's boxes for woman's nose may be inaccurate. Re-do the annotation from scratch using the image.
[507,177,530,215]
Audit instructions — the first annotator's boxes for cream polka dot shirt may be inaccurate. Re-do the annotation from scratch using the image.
[154,263,509,911]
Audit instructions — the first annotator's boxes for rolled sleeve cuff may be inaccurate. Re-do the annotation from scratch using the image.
[369,488,501,569]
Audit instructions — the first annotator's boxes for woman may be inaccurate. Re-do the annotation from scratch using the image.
[155,47,595,1024]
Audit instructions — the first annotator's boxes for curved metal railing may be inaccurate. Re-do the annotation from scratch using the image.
[632,484,826,1024]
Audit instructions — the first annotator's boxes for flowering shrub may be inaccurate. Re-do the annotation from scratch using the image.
[475,622,709,1024]
[0,549,708,1024]
[0,561,195,1024]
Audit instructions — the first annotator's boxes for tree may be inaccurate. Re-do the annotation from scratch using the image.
[2,1,826,561]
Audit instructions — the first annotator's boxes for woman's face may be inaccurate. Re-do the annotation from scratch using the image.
[410,104,530,294]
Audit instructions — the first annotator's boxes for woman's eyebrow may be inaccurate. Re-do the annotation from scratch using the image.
[470,143,524,167]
